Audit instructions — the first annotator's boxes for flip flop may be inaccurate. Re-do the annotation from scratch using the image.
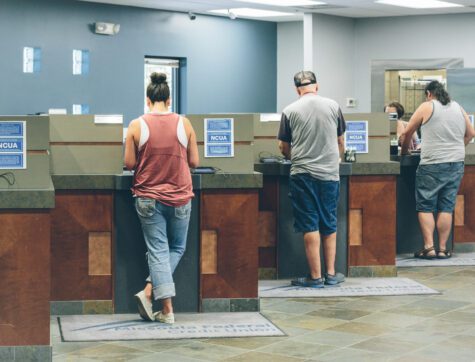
[414,246,436,259]
[437,249,452,259]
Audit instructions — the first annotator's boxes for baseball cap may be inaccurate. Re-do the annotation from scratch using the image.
[294,71,317,87]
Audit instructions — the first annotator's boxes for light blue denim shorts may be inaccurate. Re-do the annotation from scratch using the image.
[415,162,464,213]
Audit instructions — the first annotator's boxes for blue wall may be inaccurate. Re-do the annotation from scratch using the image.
[0,0,277,124]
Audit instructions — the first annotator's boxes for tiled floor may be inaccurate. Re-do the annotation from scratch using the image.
[51,266,475,361]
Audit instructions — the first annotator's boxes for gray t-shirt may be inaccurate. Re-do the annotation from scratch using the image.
[278,93,345,181]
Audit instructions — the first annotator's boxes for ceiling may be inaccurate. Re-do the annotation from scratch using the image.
[77,0,475,21]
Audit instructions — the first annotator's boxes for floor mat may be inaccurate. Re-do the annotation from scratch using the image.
[397,252,475,267]
[59,313,285,342]
[259,278,439,298]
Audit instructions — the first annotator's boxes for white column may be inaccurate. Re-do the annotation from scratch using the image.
[303,13,313,71]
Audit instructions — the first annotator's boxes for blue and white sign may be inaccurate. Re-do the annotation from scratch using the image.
[23,47,41,73]
[0,121,27,169]
[73,49,90,75]
[204,118,234,158]
[345,120,368,154]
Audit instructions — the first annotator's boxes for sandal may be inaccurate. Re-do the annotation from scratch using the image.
[414,246,436,259]
[437,249,452,259]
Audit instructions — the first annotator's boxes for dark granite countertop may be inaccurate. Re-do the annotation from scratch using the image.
[115,171,262,190]
[351,161,400,175]
[0,180,55,209]
[52,175,116,190]
[392,153,475,167]
[254,162,352,176]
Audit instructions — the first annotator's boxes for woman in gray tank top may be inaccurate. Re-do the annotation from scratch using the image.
[400,81,475,260]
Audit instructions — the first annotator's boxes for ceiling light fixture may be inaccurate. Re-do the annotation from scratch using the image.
[375,0,463,9]
[210,8,294,17]
[236,0,326,6]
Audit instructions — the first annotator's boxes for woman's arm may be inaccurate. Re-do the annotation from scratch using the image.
[183,117,199,168]
[124,119,140,170]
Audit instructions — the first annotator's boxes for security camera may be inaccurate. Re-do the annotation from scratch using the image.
[228,10,237,20]
[188,12,196,20]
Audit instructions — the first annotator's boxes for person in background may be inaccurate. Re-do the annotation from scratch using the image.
[401,81,475,259]
[384,101,420,151]
[124,72,199,323]
[278,70,346,288]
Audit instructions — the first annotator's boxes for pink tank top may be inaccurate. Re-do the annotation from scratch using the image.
[132,113,193,206]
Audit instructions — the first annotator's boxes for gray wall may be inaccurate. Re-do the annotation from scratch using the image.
[313,14,355,113]
[277,22,302,112]
[278,12,475,112]
[0,0,277,124]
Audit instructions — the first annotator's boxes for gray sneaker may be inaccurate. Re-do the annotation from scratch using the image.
[291,275,324,288]
[324,272,345,286]
[154,311,175,324]
[134,290,154,321]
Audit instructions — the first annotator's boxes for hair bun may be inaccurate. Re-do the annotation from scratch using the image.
[150,72,167,85]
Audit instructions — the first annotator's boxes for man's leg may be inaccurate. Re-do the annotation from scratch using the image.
[322,232,337,276]
[303,231,321,279]
[436,212,452,252]
[418,212,436,257]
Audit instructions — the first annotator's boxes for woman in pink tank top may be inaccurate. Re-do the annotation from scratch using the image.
[124,73,199,324]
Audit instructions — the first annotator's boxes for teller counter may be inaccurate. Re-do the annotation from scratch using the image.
[393,153,475,254]
[0,116,53,360]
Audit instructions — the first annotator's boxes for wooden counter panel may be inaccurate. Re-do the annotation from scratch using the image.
[455,166,475,243]
[349,176,396,266]
[51,191,113,301]
[258,176,278,269]
[200,190,259,299]
[0,211,50,346]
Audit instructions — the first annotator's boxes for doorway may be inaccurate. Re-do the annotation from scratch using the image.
[144,57,182,113]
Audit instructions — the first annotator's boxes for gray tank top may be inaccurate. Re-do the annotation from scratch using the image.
[420,100,466,165]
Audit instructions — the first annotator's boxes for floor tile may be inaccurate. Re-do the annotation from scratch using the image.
[306,308,371,321]
[353,311,428,328]
[294,330,371,347]
[257,340,338,360]
[326,321,394,336]
[223,351,305,361]
[202,336,285,350]
[350,335,421,355]
[263,300,324,314]
[62,344,152,361]
[165,341,247,361]
[277,314,347,331]
[311,347,391,361]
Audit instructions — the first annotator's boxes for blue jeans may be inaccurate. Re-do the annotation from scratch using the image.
[135,197,191,300]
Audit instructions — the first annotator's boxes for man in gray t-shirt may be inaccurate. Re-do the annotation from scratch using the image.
[278,70,345,288]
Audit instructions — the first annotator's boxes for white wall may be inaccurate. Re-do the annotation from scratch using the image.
[354,13,475,111]
[313,14,355,112]
[277,22,303,111]
[277,12,475,112]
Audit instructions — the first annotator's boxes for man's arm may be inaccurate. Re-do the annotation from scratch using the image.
[124,119,139,170]
[461,108,475,145]
[337,108,346,159]
[277,112,292,160]
[400,102,430,155]
[279,141,291,160]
